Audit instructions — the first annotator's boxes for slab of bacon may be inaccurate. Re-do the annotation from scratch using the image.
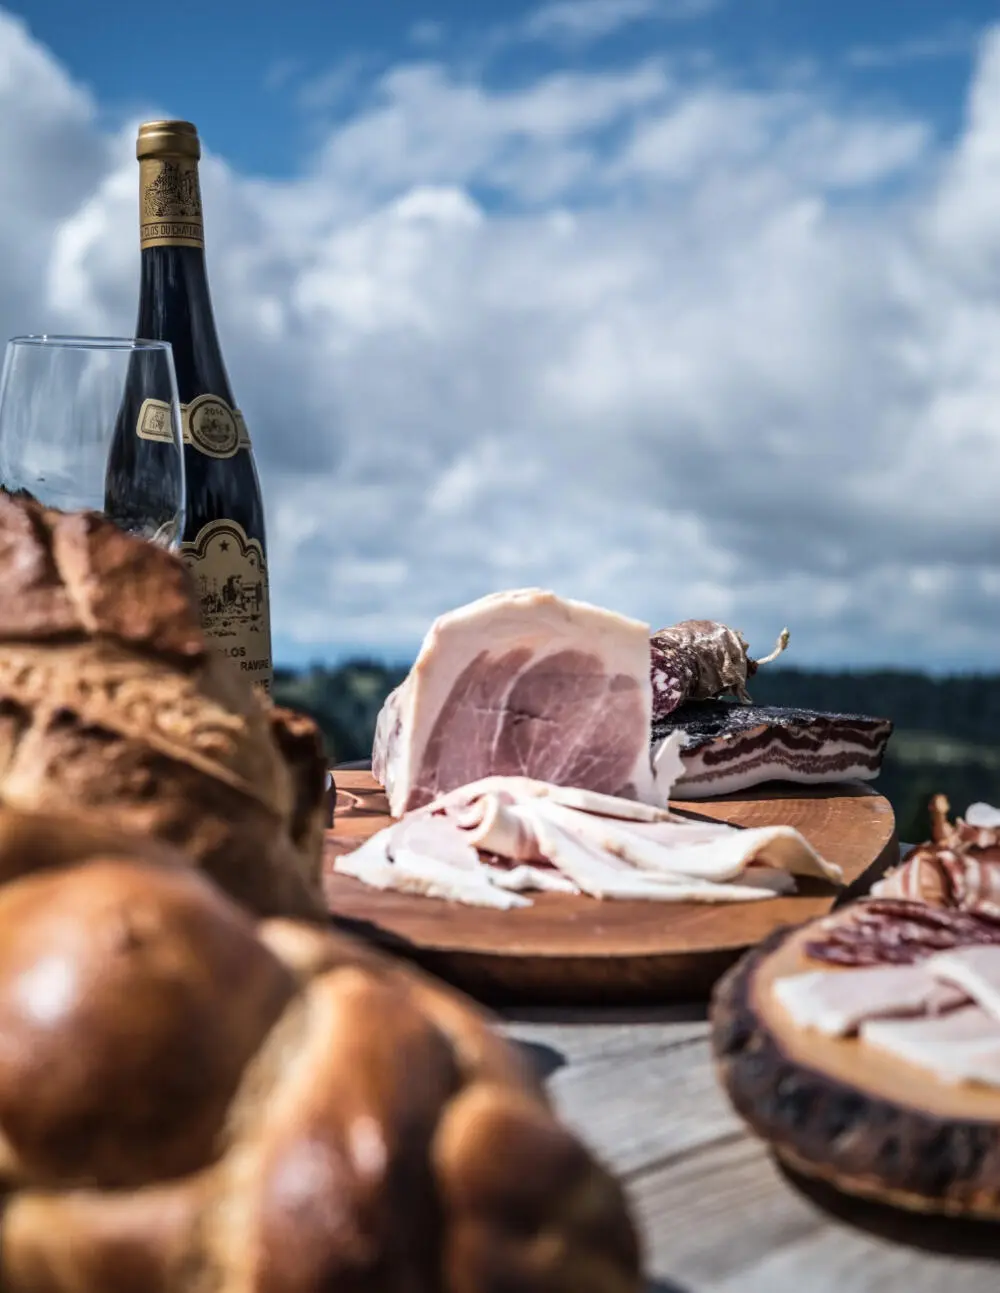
[334,776,843,909]
[871,795,1000,912]
[774,944,1000,1088]
[654,700,892,799]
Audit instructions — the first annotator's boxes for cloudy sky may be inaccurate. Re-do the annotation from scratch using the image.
[6,0,1000,671]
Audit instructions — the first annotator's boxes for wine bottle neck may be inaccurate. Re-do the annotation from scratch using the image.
[139,152,205,252]
[135,135,232,401]
[136,246,229,399]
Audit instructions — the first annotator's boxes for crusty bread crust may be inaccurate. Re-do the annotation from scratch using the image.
[0,495,328,919]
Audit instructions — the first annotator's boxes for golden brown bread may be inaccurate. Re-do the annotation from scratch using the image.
[0,494,328,920]
[0,849,642,1293]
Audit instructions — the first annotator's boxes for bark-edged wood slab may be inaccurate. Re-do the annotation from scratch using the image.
[323,770,898,1004]
[711,917,1000,1221]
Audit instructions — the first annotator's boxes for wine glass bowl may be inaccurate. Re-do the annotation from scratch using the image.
[0,335,186,548]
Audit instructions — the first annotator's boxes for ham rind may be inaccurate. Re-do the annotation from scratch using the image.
[861,1006,1000,1088]
[372,589,685,817]
[653,700,892,799]
[773,963,969,1037]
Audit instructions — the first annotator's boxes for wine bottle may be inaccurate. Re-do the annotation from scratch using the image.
[110,119,273,691]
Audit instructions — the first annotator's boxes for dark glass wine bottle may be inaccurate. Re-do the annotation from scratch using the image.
[107,119,273,691]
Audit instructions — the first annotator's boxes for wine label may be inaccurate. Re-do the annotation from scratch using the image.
[182,518,273,692]
[137,395,252,457]
[187,393,240,457]
[140,156,204,248]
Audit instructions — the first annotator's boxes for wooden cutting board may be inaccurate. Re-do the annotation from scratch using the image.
[323,770,898,1004]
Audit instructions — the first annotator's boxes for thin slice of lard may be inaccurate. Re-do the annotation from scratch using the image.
[861,1006,1000,1088]
[772,963,969,1038]
[927,945,1000,1024]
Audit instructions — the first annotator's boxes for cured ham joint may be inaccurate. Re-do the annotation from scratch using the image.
[373,589,684,817]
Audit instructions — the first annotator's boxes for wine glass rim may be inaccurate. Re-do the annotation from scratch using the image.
[7,334,172,353]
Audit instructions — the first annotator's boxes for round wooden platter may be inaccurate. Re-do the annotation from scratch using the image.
[323,770,898,1004]
[712,915,1000,1221]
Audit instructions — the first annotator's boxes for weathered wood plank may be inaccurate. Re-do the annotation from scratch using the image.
[632,1131,1000,1291]
[502,1010,1000,1292]
[503,1004,709,1065]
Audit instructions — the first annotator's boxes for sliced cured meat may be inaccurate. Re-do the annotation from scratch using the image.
[653,700,893,798]
[649,620,789,720]
[804,898,1000,967]
[424,775,680,824]
[872,795,1000,911]
[873,848,1000,911]
[335,832,531,910]
[485,864,579,894]
[861,1006,1000,1088]
[333,774,841,909]
[772,962,968,1037]
[372,589,685,817]
[526,800,838,884]
[929,946,1000,1024]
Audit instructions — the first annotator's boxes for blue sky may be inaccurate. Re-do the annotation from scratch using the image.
[17,0,991,175]
[4,1,1000,671]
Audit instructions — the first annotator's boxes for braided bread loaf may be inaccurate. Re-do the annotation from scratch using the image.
[0,818,641,1293]
[0,493,328,919]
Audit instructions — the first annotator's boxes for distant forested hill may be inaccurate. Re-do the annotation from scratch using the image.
[746,668,1000,748]
[746,669,1000,842]
[274,662,1000,845]
[273,661,408,764]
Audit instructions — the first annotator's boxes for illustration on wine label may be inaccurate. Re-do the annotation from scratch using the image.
[139,155,204,249]
[136,396,251,456]
[183,518,273,689]
[144,158,201,219]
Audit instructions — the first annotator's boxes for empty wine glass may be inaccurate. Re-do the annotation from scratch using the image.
[0,335,186,547]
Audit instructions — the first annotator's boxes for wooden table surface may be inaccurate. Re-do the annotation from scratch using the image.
[501,999,1000,1291]
[328,767,998,1283]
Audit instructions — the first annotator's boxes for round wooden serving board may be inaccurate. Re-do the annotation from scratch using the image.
[323,770,898,1004]
[712,915,1000,1220]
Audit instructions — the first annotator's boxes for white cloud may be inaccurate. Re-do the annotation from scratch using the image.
[522,0,719,45]
[264,58,300,93]
[409,20,447,48]
[848,26,975,70]
[5,7,1000,668]
[297,55,371,112]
